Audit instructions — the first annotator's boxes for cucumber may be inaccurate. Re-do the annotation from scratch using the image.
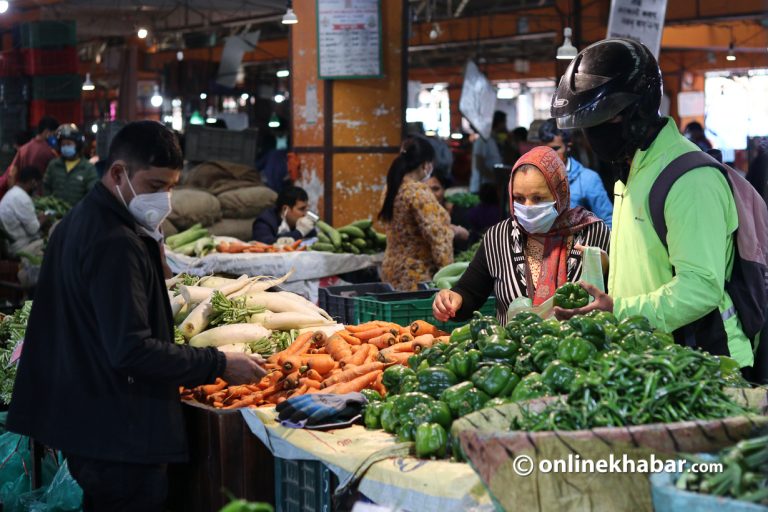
[317,231,331,244]
[351,238,368,249]
[317,220,342,248]
[311,242,336,252]
[433,262,470,282]
[375,232,387,247]
[346,243,361,255]
[352,219,373,230]
[338,225,367,239]
[341,232,349,241]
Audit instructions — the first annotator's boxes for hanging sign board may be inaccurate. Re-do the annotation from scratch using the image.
[459,60,497,140]
[317,0,382,79]
[606,0,668,58]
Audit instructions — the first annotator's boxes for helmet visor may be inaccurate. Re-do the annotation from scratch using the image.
[554,92,639,130]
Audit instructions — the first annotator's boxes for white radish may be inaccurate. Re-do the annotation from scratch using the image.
[245,270,295,294]
[243,291,326,319]
[166,275,184,290]
[180,275,253,339]
[214,343,249,353]
[169,293,186,317]
[273,291,333,320]
[178,285,213,305]
[189,324,271,348]
[261,311,335,330]
[198,276,237,289]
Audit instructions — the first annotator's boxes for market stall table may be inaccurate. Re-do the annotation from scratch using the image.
[165,250,384,302]
[241,407,493,511]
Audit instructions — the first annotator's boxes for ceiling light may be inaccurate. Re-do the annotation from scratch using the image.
[424,130,436,136]
[450,133,463,140]
[150,85,163,107]
[274,93,286,103]
[200,92,207,100]
[556,27,578,60]
[171,98,182,107]
[241,93,249,100]
[176,50,184,61]
[91,123,98,134]
[726,43,736,61]
[190,110,204,125]
[137,28,148,39]
[429,23,441,40]
[282,7,298,25]
[206,117,217,124]
[268,113,281,128]
[496,87,516,99]
[0,1,9,14]
[276,69,290,78]
[82,73,95,91]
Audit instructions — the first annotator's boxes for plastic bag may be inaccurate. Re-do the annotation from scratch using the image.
[41,460,83,511]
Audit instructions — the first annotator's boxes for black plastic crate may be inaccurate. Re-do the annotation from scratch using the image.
[318,282,393,324]
[274,458,336,512]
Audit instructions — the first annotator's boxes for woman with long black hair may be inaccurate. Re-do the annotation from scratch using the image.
[379,137,454,290]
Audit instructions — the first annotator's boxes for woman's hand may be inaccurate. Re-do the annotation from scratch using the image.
[433,289,463,322]
[554,281,613,320]
[574,244,609,275]
[451,224,470,241]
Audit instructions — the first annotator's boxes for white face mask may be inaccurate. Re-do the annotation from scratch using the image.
[115,172,172,240]
[514,201,558,234]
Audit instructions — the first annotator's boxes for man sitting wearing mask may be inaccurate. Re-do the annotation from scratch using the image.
[0,166,47,257]
[252,185,317,244]
[43,124,99,207]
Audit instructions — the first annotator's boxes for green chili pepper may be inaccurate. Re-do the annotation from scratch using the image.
[364,402,384,429]
[480,336,519,361]
[382,366,416,394]
[360,389,382,402]
[471,364,520,397]
[541,360,577,393]
[414,423,448,458]
[556,336,597,367]
[450,324,473,344]
[446,349,482,379]
[380,402,399,433]
[530,334,561,370]
[510,373,552,402]
[553,282,589,309]
[416,367,458,399]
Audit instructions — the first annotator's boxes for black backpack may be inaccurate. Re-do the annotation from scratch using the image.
[649,151,768,383]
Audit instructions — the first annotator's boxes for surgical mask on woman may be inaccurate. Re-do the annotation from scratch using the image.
[514,201,558,234]
[115,172,172,240]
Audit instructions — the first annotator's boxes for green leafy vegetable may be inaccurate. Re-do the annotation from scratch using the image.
[209,291,266,326]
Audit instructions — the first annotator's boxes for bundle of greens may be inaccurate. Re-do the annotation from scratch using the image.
[33,196,71,219]
[209,291,266,327]
[445,192,480,208]
[455,240,481,263]
[0,301,33,404]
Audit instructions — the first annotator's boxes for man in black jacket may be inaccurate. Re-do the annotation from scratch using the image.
[252,185,317,244]
[7,121,266,511]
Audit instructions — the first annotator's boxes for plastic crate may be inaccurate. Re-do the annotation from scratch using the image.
[0,77,29,104]
[17,21,77,49]
[355,290,496,331]
[21,47,78,75]
[318,282,393,324]
[274,458,336,512]
[96,121,126,160]
[30,74,81,100]
[29,99,82,127]
[0,104,28,153]
[0,50,22,77]
[184,125,258,166]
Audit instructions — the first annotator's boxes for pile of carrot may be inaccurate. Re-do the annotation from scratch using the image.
[216,240,305,254]
[181,319,448,409]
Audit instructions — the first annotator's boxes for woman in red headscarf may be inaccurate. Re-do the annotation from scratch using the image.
[432,146,611,324]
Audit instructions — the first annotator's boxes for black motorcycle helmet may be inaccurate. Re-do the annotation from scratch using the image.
[55,123,85,153]
[550,38,662,156]
[538,118,571,145]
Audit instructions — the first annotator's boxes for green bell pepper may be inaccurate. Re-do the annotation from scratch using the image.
[393,392,435,417]
[470,311,498,341]
[364,402,384,429]
[512,311,542,326]
[446,349,482,379]
[470,364,520,397]
[220,500,274,512]
[510,373,551,402]
[504,321,526,343]
[617,329,655,353]
[480,335,518,361]
[514,350,536,376]
[440,381,474,417]
[424,345,449,366]
[450,324,472,344]
[553,282,589,309]
[586,310,618,325]
[382,365,416,394]
[559,322,576,338]
[556,336,597,367]
[455,386,491,417]
[568,316,608,350]
[603,323,619,345]
[527,319,562,338]
[416,367,458,399]
[484,397,510,409]
[400,374,419,393]
[380,401,400,433]
[450,432,465,462]
[414,423,448,459]
[541,360,577,393]
[651,329,674,347]
[361,389,382,402]
[617,315,653,337]
[397,419,417,442]
[407,353,422,370]
[427,400,453,429]
[530,334,561,370]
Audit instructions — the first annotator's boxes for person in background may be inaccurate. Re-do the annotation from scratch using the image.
[416,133,454,180]
[252,185,316,244]
[426,173,471,252]
[43,124,99,207]
[380,137,453,290]
[683,121,713,152]
[470,111,506,193]
[433,146,610,324]
[13,130,34,152]
[0,166,46,257]
[0,117,59,199]
[539,118,613,227]
[551,38,753,369]
[467,183,502,235]
[7,121,266,512]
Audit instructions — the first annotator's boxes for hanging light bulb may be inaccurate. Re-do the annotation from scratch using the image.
[190,110,204,125]
[137,27,149,39]
[282,2,298,25]
[0,1,9,14]
[556,27,578,60]
[200,92,207,100]
[150,85,163,107]
[276,69,290,78]
[82,73,95,91]
[726,42,736,61]
[176,50,184,61]
[268,113,281,128]
[274,93,286,103]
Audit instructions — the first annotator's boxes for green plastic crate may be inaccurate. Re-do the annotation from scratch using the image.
[355,291,496,331]
[18,21,77,48]
[274,458,336,512]
[30,74,81,101]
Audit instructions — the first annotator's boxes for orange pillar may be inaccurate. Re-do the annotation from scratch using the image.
[290,0,406,225]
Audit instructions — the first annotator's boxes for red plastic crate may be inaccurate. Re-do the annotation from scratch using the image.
[21,47,78,75]
[29,99,82,128]
[0,50,21,77]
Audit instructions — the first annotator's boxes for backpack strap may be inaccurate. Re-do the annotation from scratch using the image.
[649,151,728,250]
